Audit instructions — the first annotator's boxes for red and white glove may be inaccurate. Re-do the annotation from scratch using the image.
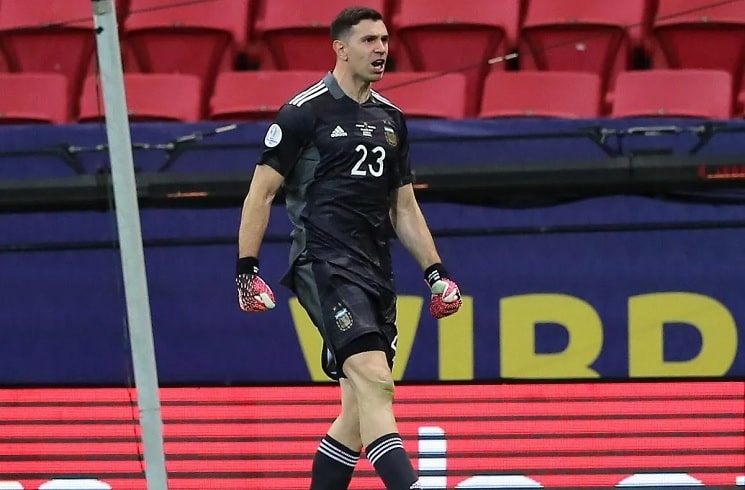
[236,257,276,313]
[424,263,462,319]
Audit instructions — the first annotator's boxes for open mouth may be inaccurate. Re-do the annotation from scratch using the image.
[371,59,386,72]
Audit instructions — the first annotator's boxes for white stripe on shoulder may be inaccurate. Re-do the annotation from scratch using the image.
[371,90,402,112]
[292,87,328,106]
[289,81,327,106]
[288,81,323,105]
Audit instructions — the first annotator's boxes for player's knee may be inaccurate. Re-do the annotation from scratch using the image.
[361,376,394,405]
[366,369,394,396]
[347,360,395,401]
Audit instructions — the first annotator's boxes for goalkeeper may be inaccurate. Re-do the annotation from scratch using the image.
[235,7,461,489]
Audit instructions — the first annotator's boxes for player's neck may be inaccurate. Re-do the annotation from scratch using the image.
[331,68,371,104]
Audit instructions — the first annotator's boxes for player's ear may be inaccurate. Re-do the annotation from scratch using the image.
[332,39,348,62]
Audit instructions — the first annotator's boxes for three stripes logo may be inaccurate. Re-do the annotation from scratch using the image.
[289,80,328,107]
[330,125,348,138]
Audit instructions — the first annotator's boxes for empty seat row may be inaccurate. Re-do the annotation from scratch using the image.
[0,69,737,125]
[0,0,744,117]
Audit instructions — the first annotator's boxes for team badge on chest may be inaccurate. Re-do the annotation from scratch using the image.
[384,126,398,147]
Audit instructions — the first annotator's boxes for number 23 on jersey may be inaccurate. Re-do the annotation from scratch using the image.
[351,144,386,177]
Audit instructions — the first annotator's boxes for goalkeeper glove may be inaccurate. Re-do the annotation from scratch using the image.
[424,263,462,319]
[236,257,276,313]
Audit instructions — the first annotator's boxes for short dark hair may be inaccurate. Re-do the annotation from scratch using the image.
[330,7,384,41]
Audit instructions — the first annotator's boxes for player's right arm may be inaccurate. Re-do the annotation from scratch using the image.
[236,165,283,313]
[236,103,313,313]
[238,164,284,260]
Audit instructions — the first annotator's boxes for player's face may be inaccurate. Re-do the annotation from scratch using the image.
[346,19,389,82]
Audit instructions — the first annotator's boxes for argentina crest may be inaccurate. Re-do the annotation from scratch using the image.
[384,126,398,147]
[333,303,353,331]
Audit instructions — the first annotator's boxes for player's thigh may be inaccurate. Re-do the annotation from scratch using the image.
[339,377,359,415]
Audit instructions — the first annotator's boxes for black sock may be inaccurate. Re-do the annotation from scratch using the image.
[310,434,360,490]
[366,433,420,490]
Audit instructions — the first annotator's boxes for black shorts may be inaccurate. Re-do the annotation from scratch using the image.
[291,260,397,380]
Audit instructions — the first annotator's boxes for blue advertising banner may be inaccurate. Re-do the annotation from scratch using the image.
[2,199,744,385]
[1,117,745,181]
[1,119,745,385]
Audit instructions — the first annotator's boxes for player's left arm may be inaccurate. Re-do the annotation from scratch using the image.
[389,183,439,269]
[387,114,439,270]
[390,184,462,319]
[388,113,461,318]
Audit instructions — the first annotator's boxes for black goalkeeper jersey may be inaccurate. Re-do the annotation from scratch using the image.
[258,72,413,285]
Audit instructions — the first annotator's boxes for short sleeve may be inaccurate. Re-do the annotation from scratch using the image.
[258,103,313,177]
[391,114,413,189]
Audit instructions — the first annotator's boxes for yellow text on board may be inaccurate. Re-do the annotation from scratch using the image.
[290,292,738,381]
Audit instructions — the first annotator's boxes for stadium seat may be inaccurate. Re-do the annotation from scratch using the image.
[392,0,521,117]
[0,73,69,124]
[479,71,602,118]
[372,72,468,119]
[124,0,252,98]
[519,0,648,94]
[116,0,131,21]
[610,69,733,119]
[209,71,327,121]
[652,0,745,92]
[78,73,203,122]
[0,1,97,106]
[254,0,387,70]
[0,47,8,73]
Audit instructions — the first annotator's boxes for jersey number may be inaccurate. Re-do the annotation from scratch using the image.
[352,144,385,177]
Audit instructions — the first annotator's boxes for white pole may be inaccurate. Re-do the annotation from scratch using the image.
[89,1,169,488]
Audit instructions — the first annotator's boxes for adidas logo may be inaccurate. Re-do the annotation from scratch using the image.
[330,125,348,138]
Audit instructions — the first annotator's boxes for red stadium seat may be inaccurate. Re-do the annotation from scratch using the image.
[479,71,602,118]
[519,0,648,94]
[0,47,8,73]
[116,0,131,21]
[610,69,733,119]
[124,0,252,97]
[0,1,97,105]
[392,0,520,117]
[652,0,745,92]
[255,0,387,70]
[372,72,467,119]
[209,71,327,121]
[0,73,69,124]
[78,73,203,122]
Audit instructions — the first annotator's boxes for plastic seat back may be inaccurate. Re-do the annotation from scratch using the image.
[372,72,467,119]
[520,0,648,94]
[209,70,327,121]
[611,69,733,119]
[0,1,96,106]
[393,0,520,116]
[124,0,251,98]
[0,73,69,124]
[79,73,202,122]
[479,71,602,118]
[653,0,745,89]
[255,0,386,70]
